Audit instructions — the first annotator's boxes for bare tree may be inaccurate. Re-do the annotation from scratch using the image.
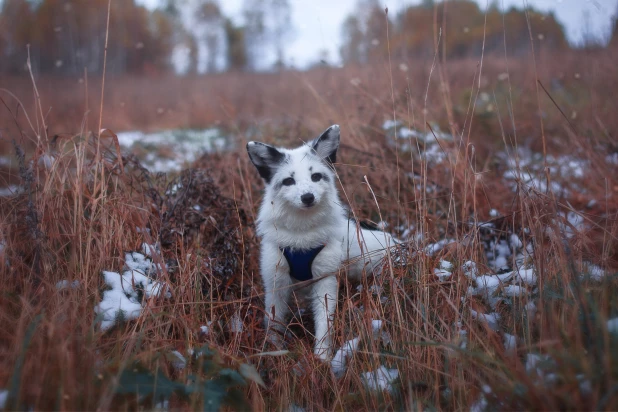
[196,0,224,73]
[242,0,267,70]
[269,0,292,69]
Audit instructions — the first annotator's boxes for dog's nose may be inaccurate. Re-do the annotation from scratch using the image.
[300,193,315,205]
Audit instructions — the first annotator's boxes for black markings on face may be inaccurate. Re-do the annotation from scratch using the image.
[282,177,296,186]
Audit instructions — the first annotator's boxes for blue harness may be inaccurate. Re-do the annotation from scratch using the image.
[280,245,325,282]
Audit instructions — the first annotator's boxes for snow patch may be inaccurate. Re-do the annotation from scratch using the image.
[607,318,618,334]
[361,365,399,392]
[95,252,170,331]
[0,390,7,409]
[170,350,187,370]
[56,280,80,290]
[331,337,360,377]
[471,310,501,331]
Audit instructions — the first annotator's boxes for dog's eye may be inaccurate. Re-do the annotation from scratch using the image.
[311,173,323,182]
[282,177,295,186]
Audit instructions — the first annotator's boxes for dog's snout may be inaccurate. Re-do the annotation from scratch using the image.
[301,193,315,205]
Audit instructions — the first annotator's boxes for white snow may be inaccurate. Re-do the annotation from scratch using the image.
[0,185,21,197]
[502,285,527,297]
[509,234,523,250]
[141,242,159,257]
[200,321,214,335]
[170,350,187,370]
[454,321,468,349]
[331,337,360,377]
[116,128,228,173]
[382,119,400,130]
[500,148,589,197]
[95,252,170,331]
[95,271,144,330]
[425,239,455,255]
[512,268,537,286]
[0,390,7,409]
[503,333,517,354]
[361,365,399,392]
[525,301,537,318]
[371,319,392,345]
[462,261,479,279]
[525,353,556,384]
[56,280,80,290]
[582,262,606,281]
[228,313,243,334]
[434,260,454,280]
[470,310,501,331]
[607,318,618,334]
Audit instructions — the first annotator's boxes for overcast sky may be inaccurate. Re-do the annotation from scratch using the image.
[138,0,618,68]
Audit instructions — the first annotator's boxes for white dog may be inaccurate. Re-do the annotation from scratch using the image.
[247,124,395,360]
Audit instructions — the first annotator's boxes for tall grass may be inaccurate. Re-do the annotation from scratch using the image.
[0,43,617,410]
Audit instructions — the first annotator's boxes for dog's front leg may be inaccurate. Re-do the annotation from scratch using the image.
[263,269,293,346]
[310,275,338,360]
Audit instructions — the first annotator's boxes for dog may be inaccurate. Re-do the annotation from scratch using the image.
[246,124,395,360]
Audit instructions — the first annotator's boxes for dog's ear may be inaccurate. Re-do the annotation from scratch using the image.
[246,141,286,183]
[312,124,340,164]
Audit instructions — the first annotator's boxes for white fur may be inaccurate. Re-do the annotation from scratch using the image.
[247,125,395,360]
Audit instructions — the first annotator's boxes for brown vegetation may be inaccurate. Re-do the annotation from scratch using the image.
[0,36,618,412]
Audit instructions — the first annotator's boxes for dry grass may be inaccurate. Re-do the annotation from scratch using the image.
[0,45,618,411]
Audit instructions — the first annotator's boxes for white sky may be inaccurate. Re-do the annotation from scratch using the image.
[138,0,618,68]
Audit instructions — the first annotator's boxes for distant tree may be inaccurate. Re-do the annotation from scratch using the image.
[224,18,247,71]
[241,0,294,70]
[340,15,365,64]
[611,9,618,49]
[195,0,225,73]
[340,0,570,64]
[269,0,292,69]
[242,0,267,70]
[0,0,175,75]
[0,0,34,73]
[339,0,390,64]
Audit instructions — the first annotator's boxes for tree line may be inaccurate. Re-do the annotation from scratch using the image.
[1,0,616,75]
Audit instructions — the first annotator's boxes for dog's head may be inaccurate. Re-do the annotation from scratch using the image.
[247,125,340,211]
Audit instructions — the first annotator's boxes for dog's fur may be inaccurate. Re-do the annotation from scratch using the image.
[247,125,395,360]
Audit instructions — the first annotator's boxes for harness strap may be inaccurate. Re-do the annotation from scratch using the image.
[280,245,325,282]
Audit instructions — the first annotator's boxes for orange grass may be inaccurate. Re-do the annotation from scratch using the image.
[0,44,617,410]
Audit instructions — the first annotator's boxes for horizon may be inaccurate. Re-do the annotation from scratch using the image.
[137,0,618,69]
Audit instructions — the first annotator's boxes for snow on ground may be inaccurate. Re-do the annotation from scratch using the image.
[361,365,399,392]
[95,245,170,331]
[169,350,187,370]
[0,185,21,197]
[434,259,454,281]
[116,128,229,173]
[469,385,492,412]
[200,321,214,336]
[331,337,360,378]
[607,318,618,334]
[382,120,452,164]
[499,147,590,197]
[503,333,517,354]
[228,312,244,334]
[56,280,80,290]
[331,318,392,379]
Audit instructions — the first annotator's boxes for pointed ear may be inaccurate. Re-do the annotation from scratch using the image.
[246,141,286,183]
[312,124,340,164]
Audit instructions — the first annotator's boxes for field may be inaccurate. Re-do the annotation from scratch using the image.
[1,45,618,410]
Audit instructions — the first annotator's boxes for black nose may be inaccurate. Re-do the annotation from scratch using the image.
[300,193,315,205]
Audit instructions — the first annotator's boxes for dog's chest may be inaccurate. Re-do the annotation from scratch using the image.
[282,244,341,281]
